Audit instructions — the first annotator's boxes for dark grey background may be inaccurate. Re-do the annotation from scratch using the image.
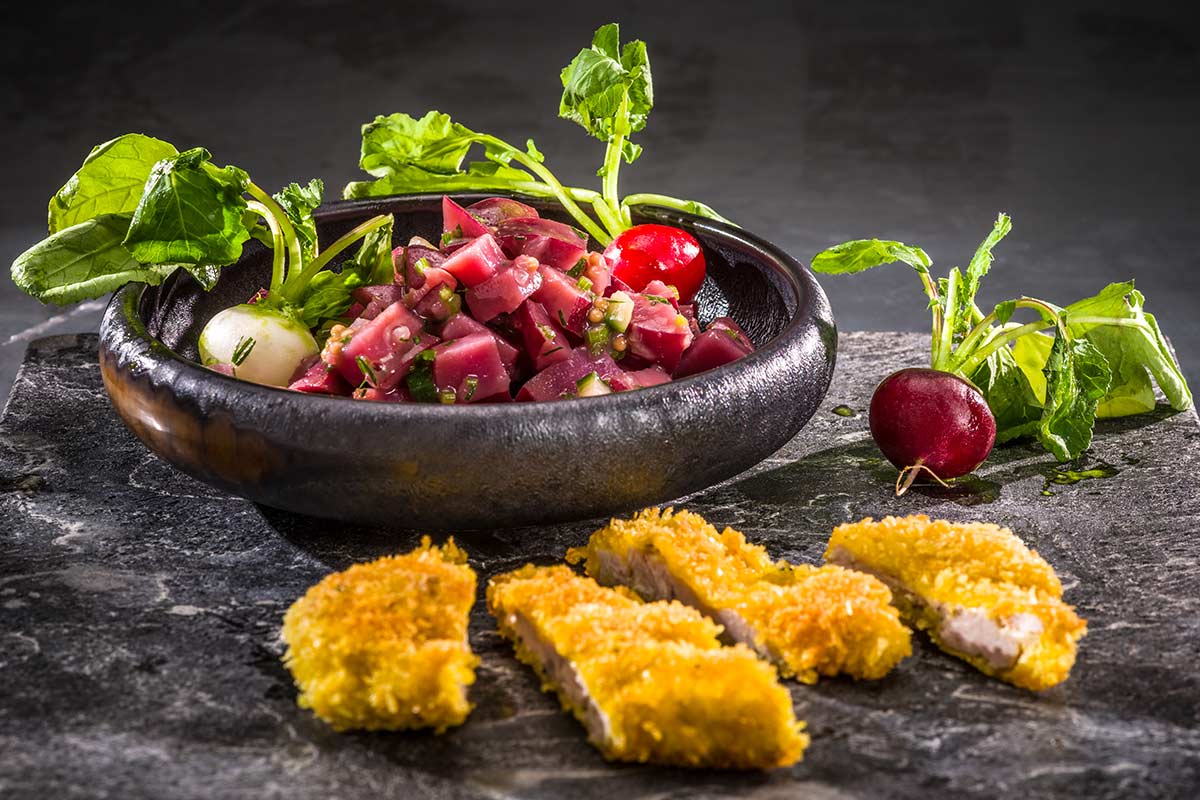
[2,0,1198,403]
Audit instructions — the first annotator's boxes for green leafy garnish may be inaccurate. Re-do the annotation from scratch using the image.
[13,135,394,331]
[343,24,731,245]
[811,214,1192,461]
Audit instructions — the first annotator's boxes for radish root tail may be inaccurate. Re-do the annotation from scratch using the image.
[894,460,951,497]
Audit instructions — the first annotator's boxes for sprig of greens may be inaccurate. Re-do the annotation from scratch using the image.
[343,23,732,245]
[11,134,392,332]
[811,214,1193,461]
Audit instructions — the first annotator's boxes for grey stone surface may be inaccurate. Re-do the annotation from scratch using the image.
[1,332,1198,799]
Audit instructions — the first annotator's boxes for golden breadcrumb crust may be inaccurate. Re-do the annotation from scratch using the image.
[825,516,1087,691]
[568,508,911,683]
[487,564,808,769]
[281,538,478,732]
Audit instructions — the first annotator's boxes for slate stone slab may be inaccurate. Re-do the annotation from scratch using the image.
[1,332,1198,800]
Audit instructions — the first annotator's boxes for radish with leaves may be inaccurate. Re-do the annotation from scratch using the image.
[11,134,395,386]
[813,214,1192,487]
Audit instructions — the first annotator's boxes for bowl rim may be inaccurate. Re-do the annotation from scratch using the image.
[104,192,828,420]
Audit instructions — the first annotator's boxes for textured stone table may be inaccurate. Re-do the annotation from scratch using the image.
[1,332,1198,799]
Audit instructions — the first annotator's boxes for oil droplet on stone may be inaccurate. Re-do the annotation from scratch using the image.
[1041,461,1120,495]
[831,404,855,417]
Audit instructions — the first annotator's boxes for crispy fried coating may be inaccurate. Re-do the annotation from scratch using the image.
[567,508,912,683]
[825,515,1087,691]
[487,564,808,769]
[281,538,478,732]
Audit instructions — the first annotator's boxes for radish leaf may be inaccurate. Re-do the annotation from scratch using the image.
[11,213,176,305]
[48,133,178,234]
[124,148,251,265]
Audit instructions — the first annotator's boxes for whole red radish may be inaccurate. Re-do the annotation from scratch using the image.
[604,224,706,303]
[869,368,996,494]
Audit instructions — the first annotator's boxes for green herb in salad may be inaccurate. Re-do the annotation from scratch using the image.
[342,23,733,246]
[811,214,1192,461]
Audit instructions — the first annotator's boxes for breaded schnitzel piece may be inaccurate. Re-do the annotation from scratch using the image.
[567,508,911,684]
[824,515,1087,691]
[487,564,808,769]
[281,538,478,732]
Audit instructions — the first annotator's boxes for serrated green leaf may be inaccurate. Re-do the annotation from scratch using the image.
[559,23,653,150]
[48,134,179,234]
[11,213,176,305]
[1038,330,1112,461]
[273,178,324,262]
[964,212,1011,296]
[344,111,536,199]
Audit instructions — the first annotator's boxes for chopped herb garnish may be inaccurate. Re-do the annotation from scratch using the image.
[413,257,431,275]
[536,323,558,341]
[576,276,593,291]
[463,375,479,401]
[405,352,438,402]
[557,309,569,328]
[231,335,256,366]
[355,355,378,386]
[567,258,587,279]
[438,387,457,404]
[721,328,744,342]
[585,324,609,354]
[645,294,671,305]
[440,226,463,247]
[544,346,564,355]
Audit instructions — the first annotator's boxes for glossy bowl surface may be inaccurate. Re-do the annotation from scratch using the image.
[99,194,836,529]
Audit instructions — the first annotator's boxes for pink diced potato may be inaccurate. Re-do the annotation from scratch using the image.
[431,333,511,403]
[404,264,458,309]
[516,300,572,372]
[604,276,634,297]
[440,313,520,374]
[403,237,447,288]
[391,245,407,285]
[352,284,403,320]
[626,292,694,374]
[465,255,543,323]
[467,197,539,227]
[338,301,429,391]
[441,233,506,287]
[288,355,352,395]
[641,280,681,308]
[674,316,755,378]
[495,217,588,271]
[516,349,622,401]
[532,266,593,334]
[442,195,490,240]
[624,365,672,389]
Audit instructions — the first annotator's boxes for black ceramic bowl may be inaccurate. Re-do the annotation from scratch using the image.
[99,194,836,529]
